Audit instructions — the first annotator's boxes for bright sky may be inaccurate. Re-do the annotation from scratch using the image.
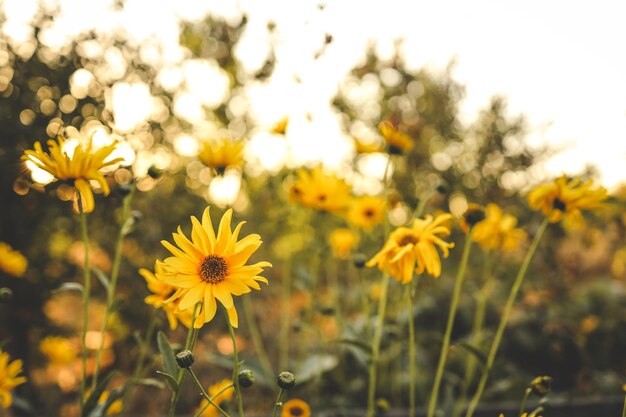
[4,0,626,190]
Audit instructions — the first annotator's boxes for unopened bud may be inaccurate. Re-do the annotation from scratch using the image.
[529,376,552,396]
[175,350,195,368]
[0,287,13,302]
[277,371,295,389]
[147,166,163,179]
[353,253,367,269]
[238,369,255,388]
[463,204,486,229]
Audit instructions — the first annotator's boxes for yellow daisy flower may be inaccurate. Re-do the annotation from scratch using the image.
[156,207,271,328]
[346,195,386,230]
[281,399,311,417]
[528,174,608,228]
[197,379,234,417]
[0,349,27,409]
[288,166,351,213]
[271,117,289,135]
[329,228,360,260]
[472,204,527,252]
[367,213,455,284]
[21,136,122,213]
[198,138,245,174]
[0,242,27,277]
[139,265,193,330]
[39,336,76,365]
[378,120,413,154]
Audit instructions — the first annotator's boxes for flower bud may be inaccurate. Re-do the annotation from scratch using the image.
[462,204,486,229]
[352,253,367,269]
[435,180,449,195]
[529,376,552,396]
[277,371,295,389]
[238,369,255,388]
[0,287,13,302]
[147,165,163,179]
[175,350,195,368]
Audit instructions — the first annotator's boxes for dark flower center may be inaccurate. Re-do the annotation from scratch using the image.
[398,234,418,246]
[553,197,566,211]
[363,208,375,218]
[290,407,304,417]
[200,255,228,284]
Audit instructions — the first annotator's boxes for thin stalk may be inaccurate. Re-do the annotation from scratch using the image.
[225,308,245,417]
[518,388,531,417]
[279,258,292,371]
[622,392,626,417]
[92,188,135,390]
[405,276,420,417]
[427,231,474,417]
[465,216,550,417]
[187,367,232,417]
[78,194,91,413]
[193,383,235,417]
[242,296,273,379]
[271,388,285,417]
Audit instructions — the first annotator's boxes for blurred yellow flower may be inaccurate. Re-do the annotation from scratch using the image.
[156,207,271,328]
[281,399,311,417]
[0,349,26,409]
[271,117,289,135]
[329,228,360,260]
[367,213,455,283]
[198,138,244,173]
[197,379,234,417]
[528,175,608,228]
[0,242,27,277]
[472,204,527,252]
[21,136,122,213]
[288,166,351,213]
[39,336,76,365]
[353,137,383,154]
[378,120,413,153]
[85,389,122,415]
[139,264,193,330]
[347,196,386,230]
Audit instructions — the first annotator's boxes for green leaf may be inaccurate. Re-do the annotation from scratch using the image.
[455,341,487,369]
[52,282,84,294]
[156,370,178,391]
[157,331,179,378]
[92,268,110,290]
[82,372,117,417]
[294,354,339,384]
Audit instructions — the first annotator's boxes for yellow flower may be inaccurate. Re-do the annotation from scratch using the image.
[367,213,455,283]
[271,117,289,135]
[21,136,122,213]
[156,207,271,328]
[288,166,351,213]
[197,379,234,417]
[472,204,527,252]
[198,138,244,173]
[39,336,76,365]
[378,120,413,153]
[346,195,386,230]
[353,137,383,154]
[139,265,193,330]
[329,228,360,260]
[528,175,608,228]
[0,242,27,277]
[0,349,27,409]
[281,399,311,417]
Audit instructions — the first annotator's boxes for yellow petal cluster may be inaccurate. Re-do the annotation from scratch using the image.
[353,137,383,154]
[288,166,351,213]
[367,213,455,283]
[271,117,289,135]
[197,379,234,417]
[139,264,193,330]
[21,136,122,213]
[0,242,28,277]
[198,138,244,173]
[528,175,608,228]
[281,399,311,417]
[39,336,76,365]
[472,204,527,252]
[329,228,360,260]
[378,120,413,153]
[346,195,386,230]
[156,207,271,328]
[0,349,26,409]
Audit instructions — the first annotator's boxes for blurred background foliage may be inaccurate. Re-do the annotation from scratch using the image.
[0,1,625,416]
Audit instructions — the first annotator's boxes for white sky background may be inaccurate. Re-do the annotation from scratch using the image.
[4,0,626,189]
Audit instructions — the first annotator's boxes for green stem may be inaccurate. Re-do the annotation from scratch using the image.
[271,389,285,417]
[427,231,474,417]
[92,188,135,390]
[193,383,236,417]
[366,273,391,417]
[464,216,550,417]
[279,258,292,371]
[622,393,626,417]
[242,296,273,379]
[519,388,531,417]
[187,368,232,417]
[406,277,420,417]
[225,308,244,417]
[78,194,91,413]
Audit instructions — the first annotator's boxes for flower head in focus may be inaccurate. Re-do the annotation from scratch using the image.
[528,175,608,228]
[472,204,527,252]
[139,264,193,330]
[197,379,234,417]
[281,399,311,417]
[288,166,351,213]
[378,120,413,154]
[21,136,122,213]
[156,207,271,328]
[0,349,26,409]
[198,138,245,174]
[0,242,27,277]
[367,213,455,283]
[346,195,385,230]
[329,228,360,260]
